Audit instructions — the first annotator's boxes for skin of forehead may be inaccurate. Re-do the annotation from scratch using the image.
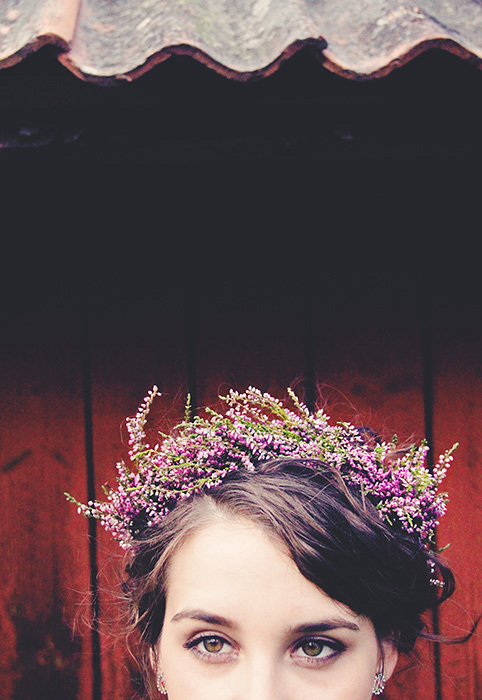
[163,517,371,638]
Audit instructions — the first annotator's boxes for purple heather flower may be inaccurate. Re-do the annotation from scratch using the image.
[66,386,456,553]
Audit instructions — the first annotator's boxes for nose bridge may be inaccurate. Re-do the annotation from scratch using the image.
[239,653,286,700]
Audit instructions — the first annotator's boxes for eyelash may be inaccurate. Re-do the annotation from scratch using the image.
[184,634,346,666]
[184,634,235,663]
[292,637,346,666]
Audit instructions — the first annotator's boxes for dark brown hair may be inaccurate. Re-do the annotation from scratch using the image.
[123,458,455,699]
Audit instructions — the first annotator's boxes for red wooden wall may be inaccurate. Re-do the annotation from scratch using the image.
[1,123,481,700]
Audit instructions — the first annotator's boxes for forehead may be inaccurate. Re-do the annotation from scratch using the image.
[164,518,363,629]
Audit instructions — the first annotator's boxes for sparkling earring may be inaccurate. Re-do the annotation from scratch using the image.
[372,670,386,695]
[156,672,167,694]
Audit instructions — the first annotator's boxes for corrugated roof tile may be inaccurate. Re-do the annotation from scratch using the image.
[1,0,481,82]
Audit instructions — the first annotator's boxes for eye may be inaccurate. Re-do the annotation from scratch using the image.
[200,637,225,653]
[185,634,235,663]
[292,637,345,664]
[301,640,326,657]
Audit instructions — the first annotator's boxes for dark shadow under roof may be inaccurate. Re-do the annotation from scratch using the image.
[0,0,482,84]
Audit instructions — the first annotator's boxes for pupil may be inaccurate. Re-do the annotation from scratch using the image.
[204,638,223,653]
[303,640,322,656]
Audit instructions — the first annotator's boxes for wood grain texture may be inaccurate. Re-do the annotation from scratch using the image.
[432,305,482,700]
[2,164,479,700]
[84,198,191,699]
[90,337,188,700]
[311,304,435,700]
[0,306,92,700]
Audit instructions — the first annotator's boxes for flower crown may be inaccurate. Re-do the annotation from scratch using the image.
[67,386,456,553]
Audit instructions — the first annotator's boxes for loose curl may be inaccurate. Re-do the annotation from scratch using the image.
[122,458,456,699]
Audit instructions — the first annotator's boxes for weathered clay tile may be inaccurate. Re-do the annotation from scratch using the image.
[0,0,79,67]
[0,0,481,82]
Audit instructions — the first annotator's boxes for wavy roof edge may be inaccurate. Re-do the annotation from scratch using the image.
[0,37,480,85]
[1,0,482,84]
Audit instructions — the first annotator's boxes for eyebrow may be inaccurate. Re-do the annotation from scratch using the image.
[170,609,240,629]
[289,618,360,635]
[170,610,359,634]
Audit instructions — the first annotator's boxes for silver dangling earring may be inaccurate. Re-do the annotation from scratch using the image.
[156,672,167,694]
[372,670,386,695]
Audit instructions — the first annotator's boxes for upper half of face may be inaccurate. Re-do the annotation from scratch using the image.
[157,517,398,700]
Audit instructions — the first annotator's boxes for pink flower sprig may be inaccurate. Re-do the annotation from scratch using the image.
[66,386,456,550]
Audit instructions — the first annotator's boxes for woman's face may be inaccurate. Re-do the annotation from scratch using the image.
[157,518,397,700]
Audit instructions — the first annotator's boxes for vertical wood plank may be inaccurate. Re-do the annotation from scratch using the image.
[432,302,482,700]
[311,304,434,700]
[90,325,188,700]
[0,305,92,700]
[85,195,191,700]
[304,166,438,700]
